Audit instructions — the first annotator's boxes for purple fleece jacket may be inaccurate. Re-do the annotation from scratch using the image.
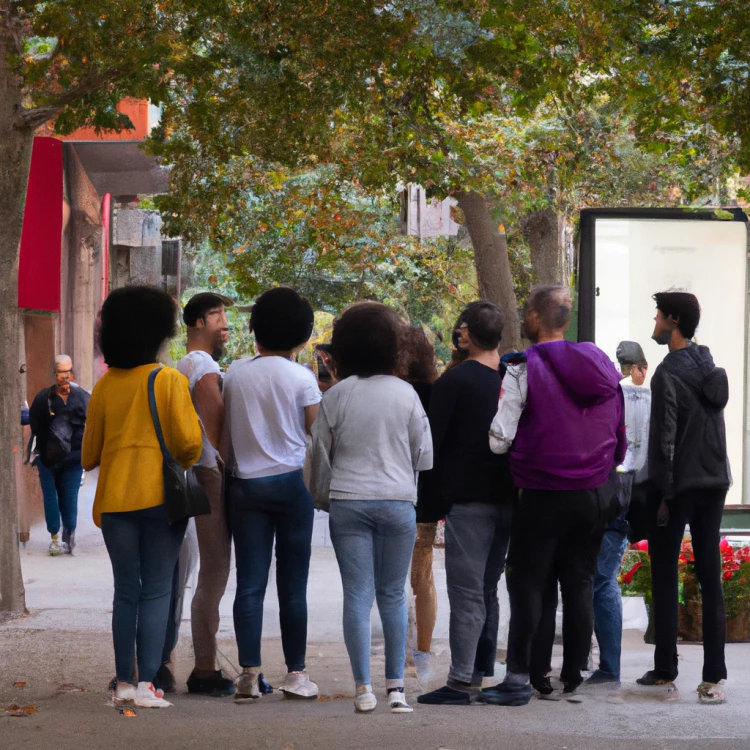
[510,341,626,491]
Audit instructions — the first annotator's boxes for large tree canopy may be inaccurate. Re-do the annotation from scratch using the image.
[2,0,750,614]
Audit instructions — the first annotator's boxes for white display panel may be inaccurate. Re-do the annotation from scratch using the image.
[594,218,748,504]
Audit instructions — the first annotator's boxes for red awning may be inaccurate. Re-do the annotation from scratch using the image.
[18,137,63,312]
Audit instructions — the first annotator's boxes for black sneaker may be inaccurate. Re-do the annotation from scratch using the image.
[562,683,584,703]
[187,670,237,697]
[531,676,560,701]
[477,681,532,707]
[636,670,675,686]
[417,684,471,705]
[155,664,176,694]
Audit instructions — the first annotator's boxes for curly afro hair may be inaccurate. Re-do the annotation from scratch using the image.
[98,286,178,369]
[250,287,315,351]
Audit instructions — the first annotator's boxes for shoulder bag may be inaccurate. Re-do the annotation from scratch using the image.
[148,367,211,525]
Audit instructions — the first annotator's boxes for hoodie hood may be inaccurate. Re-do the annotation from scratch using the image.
[532,340,622,407]
[664,343,729,409]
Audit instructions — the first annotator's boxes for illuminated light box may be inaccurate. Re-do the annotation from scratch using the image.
[578,208,749,504]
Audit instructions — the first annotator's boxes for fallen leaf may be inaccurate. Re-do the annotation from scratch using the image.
[118,707,136,718]
[12,682,27,688]
[4,704,37,717]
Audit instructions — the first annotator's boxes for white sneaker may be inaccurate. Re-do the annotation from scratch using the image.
[388,689,413,713]
[134,682,172,708]
[235,669,261,703]
[49,537,66,556]
[279,671,319,699]
[114,682,136,704]
[354,684,377,713]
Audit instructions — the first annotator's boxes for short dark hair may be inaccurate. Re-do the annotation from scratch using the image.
[331,302,405,379]
[526,285,572,329]
[183,292,233,327]
[653,291,701,339]
[457,301,505,351]
[250,287,314,351]
[98,286,178,369]
[403,326,438,384]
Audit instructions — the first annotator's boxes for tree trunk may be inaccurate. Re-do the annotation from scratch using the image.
[524,207,566,286]
[455,190,522,353]
[0,27,32,614]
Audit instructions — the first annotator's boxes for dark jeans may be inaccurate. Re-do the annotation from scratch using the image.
[37,460,83,536]
[648,488,727,683]
[506,488,606,686]
[444,502,512,683]
[101,505,187,685]
[227,470,314,672]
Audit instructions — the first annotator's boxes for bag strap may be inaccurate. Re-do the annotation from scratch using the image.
[147,367,176,463]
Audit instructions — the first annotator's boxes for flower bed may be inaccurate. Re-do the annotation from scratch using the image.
[619,538,750,643]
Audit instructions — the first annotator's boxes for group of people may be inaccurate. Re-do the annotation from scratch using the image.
[27,281,731,712]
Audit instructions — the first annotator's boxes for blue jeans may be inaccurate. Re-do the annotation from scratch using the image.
[592,529,629,680]
[329,500,417,686]
[227,470,314,671]
[101,505,187,684]
[36,461,83,536]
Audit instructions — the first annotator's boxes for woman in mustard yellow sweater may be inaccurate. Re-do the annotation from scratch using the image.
[82,287,202,709]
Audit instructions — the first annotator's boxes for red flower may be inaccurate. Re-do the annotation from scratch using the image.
[632,540,648,552]
[723,571,733,582]
[720,538,733,554]
[621,562,643,585]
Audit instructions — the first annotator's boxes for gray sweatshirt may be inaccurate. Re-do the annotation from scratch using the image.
[310,375,433,504]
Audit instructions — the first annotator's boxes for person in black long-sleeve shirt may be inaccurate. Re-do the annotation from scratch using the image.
[418,302,514,706]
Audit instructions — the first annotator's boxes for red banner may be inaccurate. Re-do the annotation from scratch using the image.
[18,137,63,311]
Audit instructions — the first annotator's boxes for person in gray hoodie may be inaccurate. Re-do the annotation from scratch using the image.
[638,291,730,704]
[311,302,433,714]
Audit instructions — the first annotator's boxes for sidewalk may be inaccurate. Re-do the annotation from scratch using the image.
[2,474,749,749]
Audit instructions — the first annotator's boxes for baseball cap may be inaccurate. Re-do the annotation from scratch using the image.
[616,341,647,367]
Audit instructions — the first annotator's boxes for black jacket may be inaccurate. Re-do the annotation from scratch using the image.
[648,342,730,500]
[29,384,89,468]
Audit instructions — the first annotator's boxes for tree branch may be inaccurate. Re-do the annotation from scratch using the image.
[13,67,123,131]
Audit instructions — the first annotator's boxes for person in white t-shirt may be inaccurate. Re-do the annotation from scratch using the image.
[157,292,235,698]
[224,287,321,702]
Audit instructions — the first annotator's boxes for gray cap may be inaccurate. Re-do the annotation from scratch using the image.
[616,341,647,367]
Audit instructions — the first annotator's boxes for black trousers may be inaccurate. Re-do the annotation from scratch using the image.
[506,488,607,686]
[647,488,727,683]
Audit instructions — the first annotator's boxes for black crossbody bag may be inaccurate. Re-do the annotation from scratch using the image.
[147,367,211,525]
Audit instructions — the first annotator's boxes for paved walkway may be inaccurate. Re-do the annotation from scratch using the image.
[2,473,749,749]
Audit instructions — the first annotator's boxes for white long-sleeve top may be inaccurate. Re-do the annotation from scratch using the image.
[489,363,528,455]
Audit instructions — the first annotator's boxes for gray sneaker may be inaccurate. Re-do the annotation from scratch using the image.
[235,669,261,703]
[279,671,318,699]
[61,527,75,555]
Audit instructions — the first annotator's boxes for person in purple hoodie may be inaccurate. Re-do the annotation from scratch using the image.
[482,285,626,706]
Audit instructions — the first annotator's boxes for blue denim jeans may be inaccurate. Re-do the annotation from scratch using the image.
[36,460,83,536]
[101,505,187,684]
[227,470,314,671]
[592,529,629,680]
[329,500,417,686]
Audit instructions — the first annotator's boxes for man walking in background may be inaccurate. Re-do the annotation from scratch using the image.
[486,286,625,705]
[29,355,89,555]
